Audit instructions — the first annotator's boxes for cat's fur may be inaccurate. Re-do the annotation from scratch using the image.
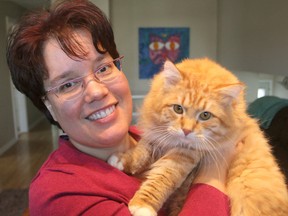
[108,58,288,216]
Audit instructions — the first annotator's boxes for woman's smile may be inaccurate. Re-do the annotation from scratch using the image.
[86,104,116,121]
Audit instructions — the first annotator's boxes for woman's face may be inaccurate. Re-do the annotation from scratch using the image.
[43,30,132,148]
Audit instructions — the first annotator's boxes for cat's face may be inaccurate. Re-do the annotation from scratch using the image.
[139,58,245,152]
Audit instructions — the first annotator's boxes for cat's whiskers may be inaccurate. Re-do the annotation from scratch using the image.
[144,123,229,181]
[205,137,229,166]
[143,126,175,157]
[194,137,224,181]
[191,140,210,178]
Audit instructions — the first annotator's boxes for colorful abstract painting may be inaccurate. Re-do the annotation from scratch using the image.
[139,27,189,79]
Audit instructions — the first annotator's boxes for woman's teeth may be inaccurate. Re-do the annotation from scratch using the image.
[87,105,115,120]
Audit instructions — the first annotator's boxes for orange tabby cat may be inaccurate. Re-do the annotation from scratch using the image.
[108,58,288,216]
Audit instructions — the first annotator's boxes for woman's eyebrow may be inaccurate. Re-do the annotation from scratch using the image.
[93,55,108,66]
[48,70,76,87]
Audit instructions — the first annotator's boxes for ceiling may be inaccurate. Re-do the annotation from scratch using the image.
[1,0,50,9]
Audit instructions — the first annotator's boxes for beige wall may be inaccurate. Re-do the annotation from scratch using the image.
[218,0,288,101]
[219,0,288,76]
[111,0,217,95]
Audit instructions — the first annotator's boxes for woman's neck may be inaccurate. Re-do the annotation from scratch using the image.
[71,133,136,161]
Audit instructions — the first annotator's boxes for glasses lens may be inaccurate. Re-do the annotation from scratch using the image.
[96,57,122,83]
[54,79,83,101]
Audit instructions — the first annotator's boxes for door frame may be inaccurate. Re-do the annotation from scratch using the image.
[6,16,28,137]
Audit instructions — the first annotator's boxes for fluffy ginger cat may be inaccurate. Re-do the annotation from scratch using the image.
[108,58,288,216]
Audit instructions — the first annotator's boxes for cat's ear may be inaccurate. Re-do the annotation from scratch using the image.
[161,60,182,87]
[217,83,245,105]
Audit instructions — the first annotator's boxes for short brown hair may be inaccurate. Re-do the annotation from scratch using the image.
[6,0,119,127]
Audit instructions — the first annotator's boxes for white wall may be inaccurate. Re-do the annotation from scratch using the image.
[219,0,288,100]
[274,75,288,99]
[219,0,288,76]
[111,0,217,95]
[90,0,109,17]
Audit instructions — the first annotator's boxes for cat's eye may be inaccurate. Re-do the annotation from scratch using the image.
[199,111,212,120]
[173,104,184,114]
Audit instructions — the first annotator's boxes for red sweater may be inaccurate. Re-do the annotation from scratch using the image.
[29,132,230,215]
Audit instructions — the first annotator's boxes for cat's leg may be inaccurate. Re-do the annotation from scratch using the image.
[227,133,288,216]
[128,148,201,216]
[165,167,199,216]
[108,140,152,175]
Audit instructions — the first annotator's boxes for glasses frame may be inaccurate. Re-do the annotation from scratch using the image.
[44,55,124,101]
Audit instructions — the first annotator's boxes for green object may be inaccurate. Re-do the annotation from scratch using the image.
[247,96,288,129]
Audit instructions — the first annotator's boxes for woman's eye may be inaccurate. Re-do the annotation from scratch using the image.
[173,104,184,114]
[58,80,81,93]
[99,65,108,73]
[199,111,212,121]
[98,63,112,74]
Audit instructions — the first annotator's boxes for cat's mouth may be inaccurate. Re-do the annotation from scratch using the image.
[178,136,217,151]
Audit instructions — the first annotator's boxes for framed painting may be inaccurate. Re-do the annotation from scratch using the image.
[139,27,190,79]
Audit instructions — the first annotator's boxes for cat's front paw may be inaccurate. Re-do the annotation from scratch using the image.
[129,205,157,216]
[107,154,124,171]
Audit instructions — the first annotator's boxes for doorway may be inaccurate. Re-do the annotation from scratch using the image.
[6,16,29,137]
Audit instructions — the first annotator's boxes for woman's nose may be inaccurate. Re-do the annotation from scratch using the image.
[83,78,109,103]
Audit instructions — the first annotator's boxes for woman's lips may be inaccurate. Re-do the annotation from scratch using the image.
[86,105,116,120]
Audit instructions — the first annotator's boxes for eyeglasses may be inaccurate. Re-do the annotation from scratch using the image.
[45,56,124,101]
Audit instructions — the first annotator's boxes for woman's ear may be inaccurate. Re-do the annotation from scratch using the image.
[43,99,58,122]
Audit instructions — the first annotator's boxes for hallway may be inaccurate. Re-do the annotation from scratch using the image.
[0,120,54,191]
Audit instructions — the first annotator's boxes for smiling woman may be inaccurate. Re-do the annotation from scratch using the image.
[41,31,132,149]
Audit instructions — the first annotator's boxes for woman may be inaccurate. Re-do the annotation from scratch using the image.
[6,0,233,215]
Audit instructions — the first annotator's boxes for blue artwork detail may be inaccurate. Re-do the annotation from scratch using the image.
[139,27,189,79]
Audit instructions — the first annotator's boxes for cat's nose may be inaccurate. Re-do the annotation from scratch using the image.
[182,129,191,136]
